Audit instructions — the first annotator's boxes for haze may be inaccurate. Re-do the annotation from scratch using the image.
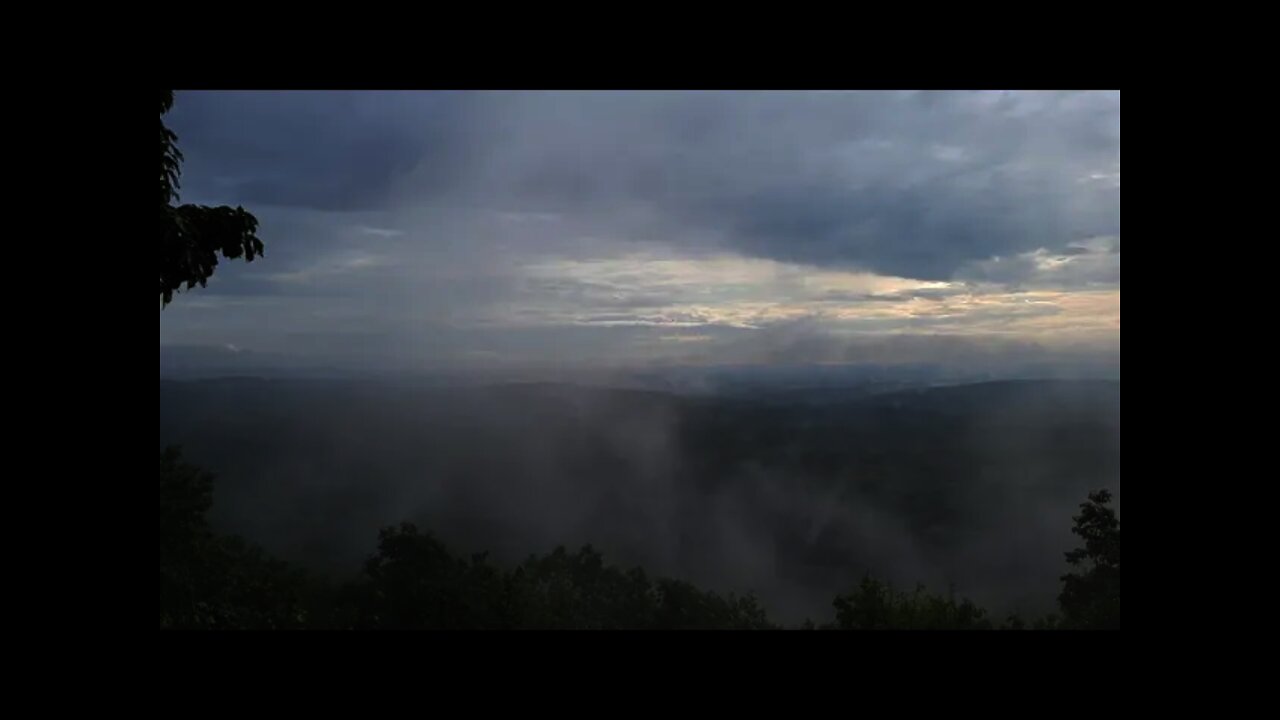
[159,90,1120,627]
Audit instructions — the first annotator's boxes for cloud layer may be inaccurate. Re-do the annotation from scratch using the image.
[161,90,1120,371]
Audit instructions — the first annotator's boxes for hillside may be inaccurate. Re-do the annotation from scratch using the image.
[159,377,1120,623]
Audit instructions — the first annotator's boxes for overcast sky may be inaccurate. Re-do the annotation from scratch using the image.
[159,90,1120,373]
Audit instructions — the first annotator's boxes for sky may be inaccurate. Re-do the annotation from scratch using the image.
[159,90,1120,374]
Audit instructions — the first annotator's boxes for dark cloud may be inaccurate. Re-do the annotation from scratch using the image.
[167,91,477,212]
[445,90,1121,280]
[161,91,1120,368]
[955,244,1120,289]
[168,91,1120,281]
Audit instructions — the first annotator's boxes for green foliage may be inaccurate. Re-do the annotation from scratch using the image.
[160,90,264,307]
[160,448,308,629]
[159,447,215,627]
[507,545,659,629]
[353,524,509,629]
[832,577,993,630]
[1031,614,1061,630]
[511,545,773,629]
[346,530,776,630]
[1002,613,1027,630]
[1057,489,1120,629]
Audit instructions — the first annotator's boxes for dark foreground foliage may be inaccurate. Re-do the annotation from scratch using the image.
[160,447,1118,630]
[160,91,264,307]
[1057,489,1121,629]
[160,448,310,628]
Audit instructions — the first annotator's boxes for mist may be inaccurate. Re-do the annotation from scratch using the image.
[160,374,1119,625]
[159,90,1120,629]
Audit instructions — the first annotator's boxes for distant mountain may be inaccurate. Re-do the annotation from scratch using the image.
[159,345,361,380]
[161,345,1120,393]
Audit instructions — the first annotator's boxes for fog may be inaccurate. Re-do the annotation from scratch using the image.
[160,375,1120,624]
[160,90,1119,626]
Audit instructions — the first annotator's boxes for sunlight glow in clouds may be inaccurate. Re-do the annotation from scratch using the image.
[501,249,1119,342]
[160,90,1119,371]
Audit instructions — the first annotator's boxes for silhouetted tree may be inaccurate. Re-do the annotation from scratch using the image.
[353,524,510,629]
[159,447,216,626]
[160,90,264,307]
[832,576,992,630]
[160,91,286,626]
[161,442,1119,629]
[1058,489,1120,629]
[160,448,309,629]
[346,529,776,630]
